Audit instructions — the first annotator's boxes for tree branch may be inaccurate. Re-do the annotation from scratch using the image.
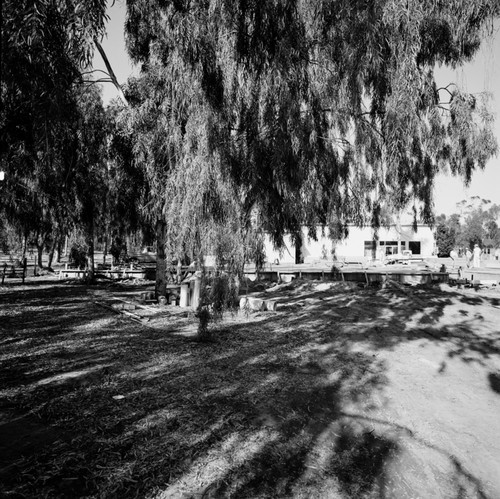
[94,38,128,106]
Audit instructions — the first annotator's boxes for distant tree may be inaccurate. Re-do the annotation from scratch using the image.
[106,101,145,232]
[70,85,108,279]
[485,220,500,246]
[435,215,458,257]
[0,0,108,269]
[454,200,500,250]
[458,211,485,249]
[105,99,152,265]
[0,219,22,257]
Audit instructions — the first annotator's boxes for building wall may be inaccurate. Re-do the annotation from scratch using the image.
[263,234,296,265]
[263,225,436,264]
[332,225,435,261]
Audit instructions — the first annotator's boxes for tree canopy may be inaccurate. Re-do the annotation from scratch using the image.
[435,198,500,256]
[2,0,499,292]
[123,0,499,251]
[0,0,108,266]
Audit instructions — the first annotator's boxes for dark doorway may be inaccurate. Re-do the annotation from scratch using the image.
[408,241,421,255]
[295,236,303,264]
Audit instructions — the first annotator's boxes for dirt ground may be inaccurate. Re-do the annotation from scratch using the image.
[1,277,500,498]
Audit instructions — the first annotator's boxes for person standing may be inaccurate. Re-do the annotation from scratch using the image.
[472,244,482,268]
[450,249,458,269]
[466,247,472,268]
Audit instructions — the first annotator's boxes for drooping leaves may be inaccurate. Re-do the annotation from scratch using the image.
[0,0,107,259]
[123,0,499,252]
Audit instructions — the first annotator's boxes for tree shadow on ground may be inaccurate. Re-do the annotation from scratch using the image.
[0,283,141,390]
[201,384,399,498]
[488,372,500,394]
[267,281,500,366]
[0,280,498,498]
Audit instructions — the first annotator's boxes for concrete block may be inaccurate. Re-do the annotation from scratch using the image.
[140,291,155,302]
[265,300,278,311]
[239,296,265,311]
[247,297,265,311]
[190,277,201,309]
[112,302,136,311]
[180,283,190,307]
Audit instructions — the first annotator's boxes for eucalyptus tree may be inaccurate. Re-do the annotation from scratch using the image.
[124,0,498,250]
[106,98,151,262]
[456,200,500,250]
[120,66,204,296]
[435,214,460,257]
[67,84,108,279]
[121,46,256,300]
[0,0,107,266]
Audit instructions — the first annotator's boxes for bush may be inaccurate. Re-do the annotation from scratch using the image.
[110,237,127,265]
[196,272,239,341]
[247,231,266,272]
[68,232,88,269]
[0,221,22,257]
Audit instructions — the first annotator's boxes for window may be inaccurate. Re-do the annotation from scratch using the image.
[379,241,398,255]
[385,246,396,256]
[408,241,421,255]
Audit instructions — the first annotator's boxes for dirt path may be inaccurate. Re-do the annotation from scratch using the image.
[344,289,500,498]
[1,278,499,498]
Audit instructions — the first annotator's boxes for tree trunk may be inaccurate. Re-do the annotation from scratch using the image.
[34,230,46,270]
[103,234,108,266]
[94,39,129,106]
[21,231,28,260]
[47,235,59,270]
[155,220,167,299]
[37,243,44,270]
[372,229,379,262]
[56,236,63,263]
[87,215,95,281]
[126,233,131,258]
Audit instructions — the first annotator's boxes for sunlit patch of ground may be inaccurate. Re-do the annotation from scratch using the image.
[1,279,499,498]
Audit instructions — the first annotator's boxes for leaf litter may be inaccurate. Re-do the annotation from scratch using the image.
[1,279,499,498]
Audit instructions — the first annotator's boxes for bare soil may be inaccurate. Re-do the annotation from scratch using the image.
[1,277,499,498]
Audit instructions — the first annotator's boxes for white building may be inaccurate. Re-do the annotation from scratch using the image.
[263,224,436,265]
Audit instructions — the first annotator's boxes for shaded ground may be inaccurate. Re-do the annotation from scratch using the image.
[1,277,500,498]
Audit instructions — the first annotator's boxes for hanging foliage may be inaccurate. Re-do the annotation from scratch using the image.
[0,0,108,266]
[124,0,498,244]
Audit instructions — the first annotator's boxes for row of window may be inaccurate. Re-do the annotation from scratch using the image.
[363,240,421,257]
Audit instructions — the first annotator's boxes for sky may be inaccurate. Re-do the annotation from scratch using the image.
[92,0,137,104]
[92,1,500,217]
[433,22,500,216]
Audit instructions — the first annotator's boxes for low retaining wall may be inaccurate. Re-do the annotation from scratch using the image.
[245,268,449,285]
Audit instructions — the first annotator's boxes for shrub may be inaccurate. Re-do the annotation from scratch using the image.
[68,232,88,269]
[196,271,239,341]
